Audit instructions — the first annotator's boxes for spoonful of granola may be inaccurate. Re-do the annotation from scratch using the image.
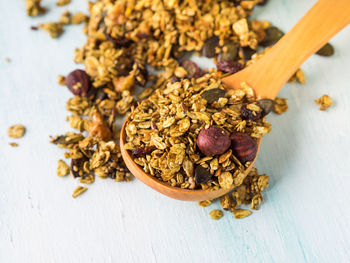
[120,0,350,201]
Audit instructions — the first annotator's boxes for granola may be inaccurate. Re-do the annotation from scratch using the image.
[56,0,71,6]
[72,186,87,198]
[25,0,46,17]
[209,209,223,220]
[8,124,26,139]
[125,72,271,190]
[273,97,288,115]
[39,22,64,38]
[315,94,333,110]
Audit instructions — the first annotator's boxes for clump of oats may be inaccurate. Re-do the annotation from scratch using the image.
[71,12,88,25]
[25,0,46,17]
[315,94,333,111]
[57,160,70,177]
[9,142,19,147]
[57,75,66,86]
[209,209,223,220]
[39,22,64,38]
[59,10,71,25]
[273,97,288,115]
[289,69,306,84]
[8,124,26,139]
[72,186,87,198]
[56,0,71,6]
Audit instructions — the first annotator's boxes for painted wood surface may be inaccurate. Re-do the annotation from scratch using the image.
[0,1,349,262]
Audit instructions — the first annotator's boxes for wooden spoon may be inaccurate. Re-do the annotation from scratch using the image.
[120,0,350,201]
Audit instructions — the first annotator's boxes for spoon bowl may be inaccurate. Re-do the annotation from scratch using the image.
[120,0,350,201]
[120,119,261,201]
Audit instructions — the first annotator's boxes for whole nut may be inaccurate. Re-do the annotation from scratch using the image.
[230,132,257,163]
[88,112,112,141]
[197,126,231,156]
[66,69,91,96]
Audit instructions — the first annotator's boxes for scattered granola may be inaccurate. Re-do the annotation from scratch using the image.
[57,75,66,86]
[59,10,71,25]
[25,0,46,17]
[71,12,88,25]
[273,97,288,115]
[315,94,333,110]
[39,22,64,38]
[209,209,223,220]
[5,58,11,63]
[9,143,19,147]
[57,160,70,177]
[232,209,251,219]
[198,200,212,207]
[125,72,271,190]
[72,186,87,198]
[56,0,71,6]
[8,124,26,139]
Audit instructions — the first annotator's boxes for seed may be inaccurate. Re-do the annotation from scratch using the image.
[201,88,226,104]
[316,43,334,57]
[258,99,275,117]
[240,46,256,61]
[217,42,237,62]
[195,165,212,184]
[260,26,284,46]
[202,36,219,58]
[66,69,91,96]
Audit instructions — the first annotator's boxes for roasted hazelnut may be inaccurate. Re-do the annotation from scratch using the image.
[197,126,231,156]
[66,69,91,96]
[88,112,112,141]
[230,132,257,163]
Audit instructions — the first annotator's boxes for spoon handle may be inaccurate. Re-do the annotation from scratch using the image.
[226,0,350,99]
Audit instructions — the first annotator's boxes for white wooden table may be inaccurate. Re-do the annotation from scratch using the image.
[0,1,349,262]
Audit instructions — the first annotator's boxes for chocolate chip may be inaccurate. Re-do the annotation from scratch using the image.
[201,88,226,104]
[216,60,243,74]
[202,36,219,58]
[241,104,262,121]
[195,165,212,184]
[66,69,91,96]
[260,26,284,46]
[316,43,334,57]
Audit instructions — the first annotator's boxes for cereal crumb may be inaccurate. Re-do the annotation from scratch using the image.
[9,142,19,147]
[57,160,70,177]
[71,12,88,25]
[72,186,87,198]
[39,22,63,38]
[8,124,26,139]
[59,10,71,25]
[5,58,11,63]
[57,75,66,85]
[198,200,212,207]
[25,0,46,16]
[56,0,71,6]
[315,94,333,110]
[209,209,223,220]
[273,97,288,115]
[232,209,252,219]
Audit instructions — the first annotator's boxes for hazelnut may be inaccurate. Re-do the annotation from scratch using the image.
[230,132,257,163]
[88,112,112,141]
[197,126,231,156]
[65,69,91,96]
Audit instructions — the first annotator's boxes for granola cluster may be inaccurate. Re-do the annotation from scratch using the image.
[124,72,272,190]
